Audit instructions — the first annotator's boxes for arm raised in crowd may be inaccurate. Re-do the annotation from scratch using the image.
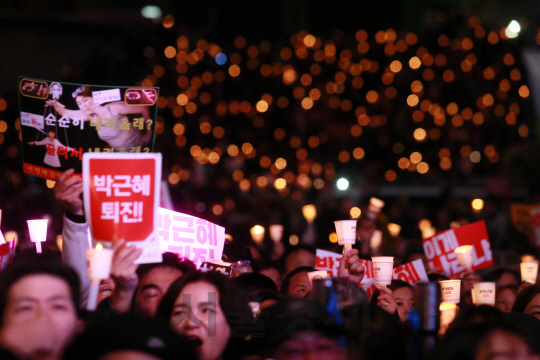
[54,169,91,308]
[108,240,142,313]
[338,248,365,285]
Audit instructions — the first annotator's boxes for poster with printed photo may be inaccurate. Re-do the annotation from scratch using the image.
[19,77,159,180]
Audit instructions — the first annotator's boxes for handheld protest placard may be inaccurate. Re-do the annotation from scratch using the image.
[86,243,114,311]
[83,153,163,264]
[334,220,356,254]
[27,219,48,253]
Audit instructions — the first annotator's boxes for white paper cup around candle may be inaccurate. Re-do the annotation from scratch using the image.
[454,245,474,272]
[86,243,114,311]
[439,302,457,327]
[471,288,476,304]
[307,270,328,285]
[269,225,284,243]
[372,256,394,286]
[439,280,461,304]
[521,262,539,284]
[27,219,48,254]
[473,282,496,306]
[334,220,356,252]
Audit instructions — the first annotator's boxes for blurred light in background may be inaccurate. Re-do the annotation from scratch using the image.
[141,5,162,19]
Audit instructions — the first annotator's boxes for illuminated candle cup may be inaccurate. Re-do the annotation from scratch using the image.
[473,282,496,306]
[439,279,461,304]
[250,225,265,245]
[520,262,539,284]
[27,219,48,254]
[372,256,394,286]
[307,270,328,285]
[269,224,284,243]
[440,302,457,327]
[454,245,473,272]
[86,243,114,311]
[334,220,357,252]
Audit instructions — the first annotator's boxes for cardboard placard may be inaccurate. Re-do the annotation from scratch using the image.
[19,77,158,180]
[157,207,226,268]
[83,153,162,264]
[422,220,493,278]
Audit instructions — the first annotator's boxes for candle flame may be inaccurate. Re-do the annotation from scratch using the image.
[96,243,103,251]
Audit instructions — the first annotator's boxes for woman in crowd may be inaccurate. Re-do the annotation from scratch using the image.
[155,271,253,360]
[495,285,518,313]
[372,279,415,323]
[512,285,540,319]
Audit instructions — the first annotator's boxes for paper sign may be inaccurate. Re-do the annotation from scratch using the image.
[21,111,44,130]
[19,77,159,180]
[83,153,162,264]
[0,240,17,271]
[393,259,428,284]
[422,220,493,278]
[157,207,226,268]
[316,248,428,297]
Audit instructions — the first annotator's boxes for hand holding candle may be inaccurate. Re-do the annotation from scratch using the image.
[334,220,357,253]
[27,219,48,254]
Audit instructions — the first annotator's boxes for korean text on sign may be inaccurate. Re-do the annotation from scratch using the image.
[422,220,493,278]
[157,207,226,268]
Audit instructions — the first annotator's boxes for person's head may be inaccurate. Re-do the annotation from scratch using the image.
[484,268,520,288]
[281,245,316,276]
[495,285,518,313]
[388,280,414,323]
[232,272,279,310]
[63,314,197,360]
[48,130,55,141]
[251,299,346,360]
[434,318,538,360]
[72,86,94,113]
[281,266,316,299]
[512,284,540,320]
[133,253,195,317]
[0,253,81,360]
[156,271,253,360]
[258,261,283,291]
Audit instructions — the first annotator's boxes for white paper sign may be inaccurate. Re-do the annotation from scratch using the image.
[157,207,226,268]
[21,111,44,130]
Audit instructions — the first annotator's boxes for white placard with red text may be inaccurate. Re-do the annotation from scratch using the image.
[315,249,428,296]
[422,220,493,278]
[83,153,162,264]
[157,207,226,268]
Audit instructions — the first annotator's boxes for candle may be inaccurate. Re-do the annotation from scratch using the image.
[269,224,284,243]
[454,245,473,272]
[334,220,356,253]
[27,219,48,254]
[372,256,394,286]
[86,243,114,311]
[250,225,265,245]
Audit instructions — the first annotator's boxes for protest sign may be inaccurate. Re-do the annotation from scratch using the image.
[0,239,17,271]
[316,248,428,297]
[157,207,226,268]
[422,220,492,278]
[83,153,162,264]
[20,77,159,180]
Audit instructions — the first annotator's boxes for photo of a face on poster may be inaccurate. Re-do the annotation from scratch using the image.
[19,77,159,180]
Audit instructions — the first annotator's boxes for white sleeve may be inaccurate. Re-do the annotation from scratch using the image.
[61,214,90,309]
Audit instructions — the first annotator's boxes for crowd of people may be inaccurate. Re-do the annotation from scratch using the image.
[0,170,539,360]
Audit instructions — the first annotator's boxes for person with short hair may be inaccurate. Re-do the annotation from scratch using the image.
[0,253,82,360]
